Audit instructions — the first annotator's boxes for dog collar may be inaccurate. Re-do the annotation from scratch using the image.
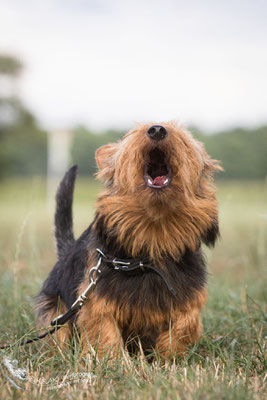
[96,248,176,297]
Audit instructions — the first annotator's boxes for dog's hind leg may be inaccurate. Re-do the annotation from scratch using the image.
[35,293,72,349]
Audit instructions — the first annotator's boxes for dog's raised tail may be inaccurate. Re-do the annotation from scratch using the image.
[55,165,78,259]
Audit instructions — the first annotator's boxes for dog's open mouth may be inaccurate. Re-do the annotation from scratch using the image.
[144,148,172,189]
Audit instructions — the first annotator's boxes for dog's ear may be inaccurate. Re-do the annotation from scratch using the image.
[95,143,118,171]
[194,140,223,177]
[203,156,223,176]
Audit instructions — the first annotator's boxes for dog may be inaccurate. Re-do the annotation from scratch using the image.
[35,122,221,359]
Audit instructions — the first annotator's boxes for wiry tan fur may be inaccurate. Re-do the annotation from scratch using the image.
[37,122,221,359]
[94,122,221,263]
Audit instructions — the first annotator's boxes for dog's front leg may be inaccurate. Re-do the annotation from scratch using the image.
[77,294,123,359]
[155,289,207,358]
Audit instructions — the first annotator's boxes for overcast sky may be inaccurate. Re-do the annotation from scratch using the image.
[0,0,266,132]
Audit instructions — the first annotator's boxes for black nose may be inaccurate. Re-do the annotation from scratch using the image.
[147,125,168,141]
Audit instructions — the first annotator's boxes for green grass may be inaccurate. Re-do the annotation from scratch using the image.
[0,178,266,399]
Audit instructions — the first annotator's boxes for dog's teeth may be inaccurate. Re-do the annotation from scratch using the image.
[148,178,152,185]
[164,178,169,184]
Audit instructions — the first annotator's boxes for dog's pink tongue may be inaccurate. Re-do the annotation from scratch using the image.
[153,176,165,186]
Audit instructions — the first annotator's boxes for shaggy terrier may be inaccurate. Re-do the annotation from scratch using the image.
[36,122,221,358]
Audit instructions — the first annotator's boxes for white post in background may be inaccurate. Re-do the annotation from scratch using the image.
[47,130,73,207]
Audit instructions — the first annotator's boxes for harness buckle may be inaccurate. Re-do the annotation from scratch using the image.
[112,258,131,270]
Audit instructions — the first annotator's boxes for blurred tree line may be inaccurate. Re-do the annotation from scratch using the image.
[192,126,267,180]
[0,54,46,178]
[0,54,266,180]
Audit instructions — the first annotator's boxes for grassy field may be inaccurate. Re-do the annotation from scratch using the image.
[0,177,266,399]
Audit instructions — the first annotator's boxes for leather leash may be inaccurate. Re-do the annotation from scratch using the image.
[0,249,175,349]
